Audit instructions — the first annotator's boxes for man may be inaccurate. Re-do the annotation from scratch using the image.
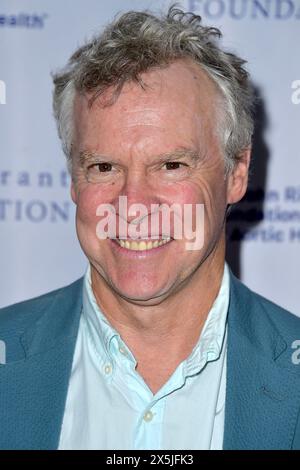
[1,6,300,450]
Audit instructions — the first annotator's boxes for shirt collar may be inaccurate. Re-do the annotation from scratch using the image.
[82,264,120,364]
[184,263,230,376]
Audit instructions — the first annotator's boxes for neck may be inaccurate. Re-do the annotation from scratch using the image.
[90,237,226,393]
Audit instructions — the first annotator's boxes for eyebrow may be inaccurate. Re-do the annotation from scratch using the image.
[79,151,104,166]
[78,147,200,166]
[152,148,200,164]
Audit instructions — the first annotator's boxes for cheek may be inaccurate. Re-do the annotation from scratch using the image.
[76,185,112,226]
[161,181,202,206]
[162,179,221,211]
[163,179,227,235]
[159,183,205,240]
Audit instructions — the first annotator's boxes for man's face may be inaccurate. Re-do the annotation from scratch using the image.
[71,59,248,304]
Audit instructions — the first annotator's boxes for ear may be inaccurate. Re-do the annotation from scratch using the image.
[71,181,78,204]
[227,148,251,204]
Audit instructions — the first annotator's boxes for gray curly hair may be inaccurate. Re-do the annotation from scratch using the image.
[52,5,254,174]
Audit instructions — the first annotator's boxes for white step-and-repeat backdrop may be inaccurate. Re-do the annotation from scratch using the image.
[0,0,299,314]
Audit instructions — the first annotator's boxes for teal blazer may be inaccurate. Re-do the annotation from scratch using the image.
[0,272,300,450]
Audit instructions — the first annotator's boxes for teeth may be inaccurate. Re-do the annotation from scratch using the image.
[116,238,171,251]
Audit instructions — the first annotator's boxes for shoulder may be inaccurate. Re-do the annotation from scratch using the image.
[255,289,300,330]
[229,273,300,341]
[0,278,84,333]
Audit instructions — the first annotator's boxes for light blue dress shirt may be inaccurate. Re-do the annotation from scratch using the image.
[59,264,230,450]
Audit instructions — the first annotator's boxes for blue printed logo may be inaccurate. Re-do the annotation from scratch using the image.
[0,13,48,28]
[188,0,300,20]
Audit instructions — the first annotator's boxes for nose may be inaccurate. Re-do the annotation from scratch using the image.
[114,168,161,223]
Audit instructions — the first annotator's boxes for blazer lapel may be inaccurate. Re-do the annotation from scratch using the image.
[0,278,83,450]
[223,274,300,450]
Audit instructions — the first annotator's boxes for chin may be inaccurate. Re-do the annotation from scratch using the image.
[110,278,172,304]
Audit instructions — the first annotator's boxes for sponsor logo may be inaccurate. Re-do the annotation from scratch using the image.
[0,13,48,28]
[188,0,300,20]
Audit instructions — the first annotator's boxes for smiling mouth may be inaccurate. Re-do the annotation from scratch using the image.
[113,237,172,251]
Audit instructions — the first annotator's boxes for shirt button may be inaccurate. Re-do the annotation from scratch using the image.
[119,346,126,355]
[104,363,113,375]
[143,410,154,422]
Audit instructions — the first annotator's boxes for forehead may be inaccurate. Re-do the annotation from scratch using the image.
[73,59,222,152]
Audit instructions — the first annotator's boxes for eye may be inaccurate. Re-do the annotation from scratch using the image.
[90,162,112,172]
[164,162,187,170]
